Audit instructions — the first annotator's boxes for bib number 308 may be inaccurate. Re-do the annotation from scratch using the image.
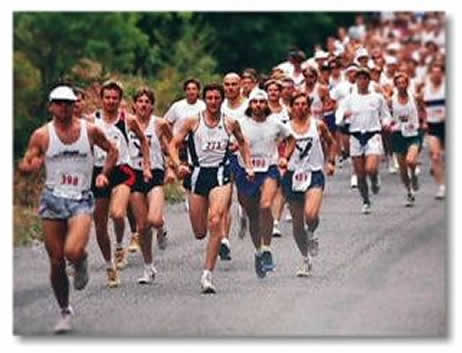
[61,174,79,186]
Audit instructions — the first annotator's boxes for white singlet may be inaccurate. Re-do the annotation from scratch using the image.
[164,98,206,135]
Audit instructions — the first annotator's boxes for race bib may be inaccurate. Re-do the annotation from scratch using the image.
[292,169,312,192]
[202,140,227,152]
[251,155,269,172]
[401,122,418,137]
[53,172,85,199]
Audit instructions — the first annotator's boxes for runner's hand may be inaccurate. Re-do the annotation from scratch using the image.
[143,167,152,183]
[246,167,255,181]
[95,173,109,188]
[177,164,191,179]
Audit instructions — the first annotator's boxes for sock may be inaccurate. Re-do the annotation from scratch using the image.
[116,242,123,250]
[202,269,212,278]
[221,237,230,247]
[261,245,271,253]
[144,263,153,272]
[106,260,114,269]
[273,219,279,227]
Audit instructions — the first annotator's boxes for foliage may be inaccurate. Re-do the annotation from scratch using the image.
[13,206,44,247]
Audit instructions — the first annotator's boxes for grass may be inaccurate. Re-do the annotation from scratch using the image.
[13,205,44,247]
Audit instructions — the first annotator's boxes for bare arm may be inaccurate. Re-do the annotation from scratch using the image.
[88,124,118,186]
[228,118,253,175]
[18,127,47,175]
[168,116,196,177]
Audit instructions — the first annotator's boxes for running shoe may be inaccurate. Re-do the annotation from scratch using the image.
[138,265,157,285]
[435,185,446,200]
[73,255,89,290]
[115,248,128,270]
[200,271,216,294]
[157,230,168,250]
[296,257,313,277]
[405,191,415,207]
[411,174,419,192]
[272,221,282,238]
[350,174,358,189]
[218,239,232,261]
[106,266,120,288]
[254,253,266,278]
[362,202,371,215]
[128,233,140,253]
[54,306,74,334]
[307,232,319,257]
[261,250,276,272]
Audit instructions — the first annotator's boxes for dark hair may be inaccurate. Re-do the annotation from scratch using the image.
[183,78,201,91]
[244,100,272,118]
[202,83,225,100]
[73,87,86,99]
[133,87,156,105]
[101,80,124,99]
[242,68,258,82]
[290,92,313,108]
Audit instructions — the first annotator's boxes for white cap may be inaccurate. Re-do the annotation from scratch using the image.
[387,42,401,52]
[385,55,398,65]
[248,89,268,102]
[314,50,329,60]
[344,64,359,74]
[355,47,369,59]
[49,86,77,102]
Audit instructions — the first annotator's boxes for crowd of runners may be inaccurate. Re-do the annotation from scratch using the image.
[17,11,446,333]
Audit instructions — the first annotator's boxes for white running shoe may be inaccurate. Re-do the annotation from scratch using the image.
[362,202,371,215]
[54,306,74,334]
[296,256,313,277]
[435,185,446,200]
[138,265,157,285]
[405,190,416,207]
[200,271,216,294]
[350,174,358,189]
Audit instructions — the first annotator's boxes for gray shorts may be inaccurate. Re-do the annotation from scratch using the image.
[38,188,95,220]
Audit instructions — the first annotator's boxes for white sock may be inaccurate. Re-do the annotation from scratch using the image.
[106,260,114,269]
[202,269,212,278]
[221,237,230,247]
[144,263,153,272]
[273,219,279,227]
[261,245,271,253]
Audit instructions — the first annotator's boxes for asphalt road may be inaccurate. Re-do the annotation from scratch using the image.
[13,156,447,337]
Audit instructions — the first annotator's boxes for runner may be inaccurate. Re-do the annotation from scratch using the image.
[281,92,336,276]
[422,63,446,199]
[128,87,172,284]
[222,73,250,243]
[164,78,206,213]
[234,89,296,278]
[89,80,151,288]
[169,83,253,293]
[18,85,118,333]
[338,68,391,214]
[385,72,422,206]
[72,87,90,121]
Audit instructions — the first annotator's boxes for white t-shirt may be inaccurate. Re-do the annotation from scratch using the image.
[164,98,206,135]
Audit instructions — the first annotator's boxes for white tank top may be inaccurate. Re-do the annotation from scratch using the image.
[127,115,165,171]
[93,111,130,167]
[45,120,94,199]
[270,105,291,124]
[221,98,249,122]
[390,93,419,137]
[188,112,231,167]
[288,119,325,172]
[238,114,292,172]
[423,79,446,124]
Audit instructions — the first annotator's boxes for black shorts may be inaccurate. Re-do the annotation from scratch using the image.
[339,123,350,135]
[183,165,231,197]
[91,164,136,199]
[323,113,337,134]
[427,122,445,146]
[281,170,325,202]
[131,168,165,194]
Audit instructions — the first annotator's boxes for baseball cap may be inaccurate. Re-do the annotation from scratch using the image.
[249,89,268,102]
[49,86,77,102]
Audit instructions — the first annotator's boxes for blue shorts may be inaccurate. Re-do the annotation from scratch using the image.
[131,168,165,194]
[235,164,280,198]
[183,165,231,197]
[323,113,337,133]
[281,170,325,202]
[38,188,95,220]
